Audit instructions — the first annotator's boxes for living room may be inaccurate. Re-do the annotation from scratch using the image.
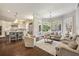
[0,3,79,56]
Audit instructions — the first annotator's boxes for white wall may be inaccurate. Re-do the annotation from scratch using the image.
[76,7,79,35]
[62,11,76,35]
[33,13,42,37]
[0,20,12,37]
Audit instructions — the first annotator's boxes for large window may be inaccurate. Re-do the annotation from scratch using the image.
[51,19,62,31]
[65,16,73,33]
[42,21,51,32]
[42,18,62,33]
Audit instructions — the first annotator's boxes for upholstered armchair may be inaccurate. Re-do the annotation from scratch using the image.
[55,46,79,56]
[23,35,36,47]
[55,35,79,56]
[17,32,23,40]
[9,32,17,42]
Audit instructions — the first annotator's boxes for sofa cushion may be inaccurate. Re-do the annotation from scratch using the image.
[76,36,79,51]
[68,40,78,50]
[72,35,77,40]
[77,46,79,51]
[76,36,79,45]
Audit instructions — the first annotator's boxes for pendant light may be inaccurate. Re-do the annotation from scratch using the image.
[14,12,18,23]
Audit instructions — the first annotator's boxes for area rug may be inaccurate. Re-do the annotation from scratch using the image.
[35,39,56,56]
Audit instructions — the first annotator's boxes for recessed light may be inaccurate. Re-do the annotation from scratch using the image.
[8,10,10,12]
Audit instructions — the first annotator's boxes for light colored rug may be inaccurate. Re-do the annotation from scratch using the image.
[35,39,57,56]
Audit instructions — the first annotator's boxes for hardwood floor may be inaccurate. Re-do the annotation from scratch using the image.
[0,37,52,56]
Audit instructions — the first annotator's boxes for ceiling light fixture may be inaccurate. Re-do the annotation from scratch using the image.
[8,10,10,12]
[14,19,18,23]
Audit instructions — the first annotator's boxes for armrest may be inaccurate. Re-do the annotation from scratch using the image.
[55,44,79,56]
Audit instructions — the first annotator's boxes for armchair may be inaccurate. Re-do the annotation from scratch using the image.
[55,35,79,56]
[55,46,79,56]
[23,35,36,47]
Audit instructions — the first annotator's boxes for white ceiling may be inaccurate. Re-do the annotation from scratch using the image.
[0,3,77,21]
